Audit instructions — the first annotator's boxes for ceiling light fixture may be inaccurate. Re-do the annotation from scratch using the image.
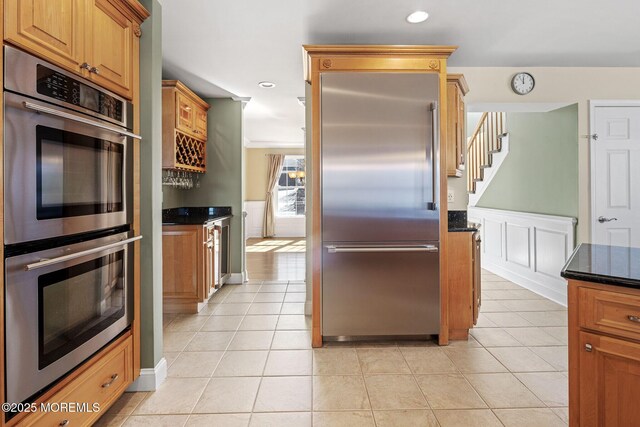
[406,10,429,24]
[258,81,276,89]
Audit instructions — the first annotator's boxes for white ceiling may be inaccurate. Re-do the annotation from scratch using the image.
[161,0,640,147]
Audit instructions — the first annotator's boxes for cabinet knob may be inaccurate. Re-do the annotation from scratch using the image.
[585,343,593,352]
[628,315,640,323]
[80,62,91,71]
[89,66,100,75]
[59,420,70,426]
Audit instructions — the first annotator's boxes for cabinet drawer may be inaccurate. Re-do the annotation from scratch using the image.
[24,336,133,426]
[579,287,640,341]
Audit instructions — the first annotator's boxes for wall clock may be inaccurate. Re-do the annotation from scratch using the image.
[511,72,535,95]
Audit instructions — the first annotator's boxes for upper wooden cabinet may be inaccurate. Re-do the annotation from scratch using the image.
[4,0,146,99]
[162,80,210,172]
[5,0,86,72]
[86,0,134,98]
[446,74,469,177]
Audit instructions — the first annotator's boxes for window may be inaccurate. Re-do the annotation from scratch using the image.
[277,156,305,216]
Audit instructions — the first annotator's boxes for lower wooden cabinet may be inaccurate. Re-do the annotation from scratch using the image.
[569,280,640,426]
[577,331,640,426]
[162,224,206,313]
[19,334,133,427]
[447,231,481,340]
[162,219,230,313]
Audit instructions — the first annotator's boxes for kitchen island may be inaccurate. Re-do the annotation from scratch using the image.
[561,243,640,427]
[162,207,232,313]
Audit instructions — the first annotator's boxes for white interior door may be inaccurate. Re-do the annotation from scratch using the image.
[592,104,640,247]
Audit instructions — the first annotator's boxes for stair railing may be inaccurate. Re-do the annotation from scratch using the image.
[466,112,507,193]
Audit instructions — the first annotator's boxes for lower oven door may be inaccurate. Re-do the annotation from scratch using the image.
[4,231,137,404]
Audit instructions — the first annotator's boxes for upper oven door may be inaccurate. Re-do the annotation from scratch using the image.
[3,92,133,244]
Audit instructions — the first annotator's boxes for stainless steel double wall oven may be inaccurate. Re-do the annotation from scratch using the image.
[3,46,141,405]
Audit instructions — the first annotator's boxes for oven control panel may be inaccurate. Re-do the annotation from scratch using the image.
[36,65,123,122]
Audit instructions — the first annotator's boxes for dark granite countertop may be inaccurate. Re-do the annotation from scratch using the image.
[561,243,640,289]
[448,210,480,233]
[162,207,232,225]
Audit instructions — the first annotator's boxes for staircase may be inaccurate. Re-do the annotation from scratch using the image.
[467,112,509,206]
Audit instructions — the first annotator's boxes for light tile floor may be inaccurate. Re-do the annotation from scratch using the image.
[98,244,568,426]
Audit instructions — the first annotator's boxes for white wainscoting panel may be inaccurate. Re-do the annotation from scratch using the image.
[244,201,306,238]
[245,201,265,238]
[468,207,577,305]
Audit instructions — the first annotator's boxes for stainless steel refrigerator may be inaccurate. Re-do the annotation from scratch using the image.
[321,72,441,339]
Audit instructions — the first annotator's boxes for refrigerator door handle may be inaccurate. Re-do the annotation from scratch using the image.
[427,102,438,211]
[326,245,439,254]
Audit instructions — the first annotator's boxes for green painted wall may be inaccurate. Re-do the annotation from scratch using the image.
[182,99,245,276]
[162,184,183,208]
[138,0,163,369]
[477,104,579,218]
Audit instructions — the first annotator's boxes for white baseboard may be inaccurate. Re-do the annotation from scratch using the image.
[468,207,577,306]
[127,357,167,392]
[227,272,247,284]
[244,201,265,238]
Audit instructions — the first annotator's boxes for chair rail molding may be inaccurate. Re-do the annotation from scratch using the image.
[468,207,577,305]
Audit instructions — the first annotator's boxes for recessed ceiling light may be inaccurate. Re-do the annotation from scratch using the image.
[258,81,276,89]
[406,10,429,24]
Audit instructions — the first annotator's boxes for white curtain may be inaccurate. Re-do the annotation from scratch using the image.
[263,154,285,237]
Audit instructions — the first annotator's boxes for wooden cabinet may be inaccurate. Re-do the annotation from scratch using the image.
[5,0,86,72]
[446,74,469,177]
[4,0,143,99]
[86,0,134,98]
[162,225,206,313]
[569,280,640,426]
[162,80,210,173]
[447,230,481,339]
[162,218,230,313]
[194,106,209,139]
[2,1,147,426]
[577,331,640,427]
[20,334,133,427]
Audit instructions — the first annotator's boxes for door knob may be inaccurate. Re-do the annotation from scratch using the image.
[598,216,618,223]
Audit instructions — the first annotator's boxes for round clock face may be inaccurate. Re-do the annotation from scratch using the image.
[511,72,535,95]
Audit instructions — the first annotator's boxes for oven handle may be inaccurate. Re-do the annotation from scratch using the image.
[23,101,142,140]
[25,235,143,271]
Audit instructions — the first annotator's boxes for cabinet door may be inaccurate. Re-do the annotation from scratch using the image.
[472,233,481,325]
[162,227,203,301]
[579,331,640,426]
[176,93,196,136]
[457,90,466,169]
[5,0,86,73]
[446,82,461,177]
[194,106,208,140]
[87,0,133,99]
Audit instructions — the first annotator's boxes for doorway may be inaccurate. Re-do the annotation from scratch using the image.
[590,102,640,247]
